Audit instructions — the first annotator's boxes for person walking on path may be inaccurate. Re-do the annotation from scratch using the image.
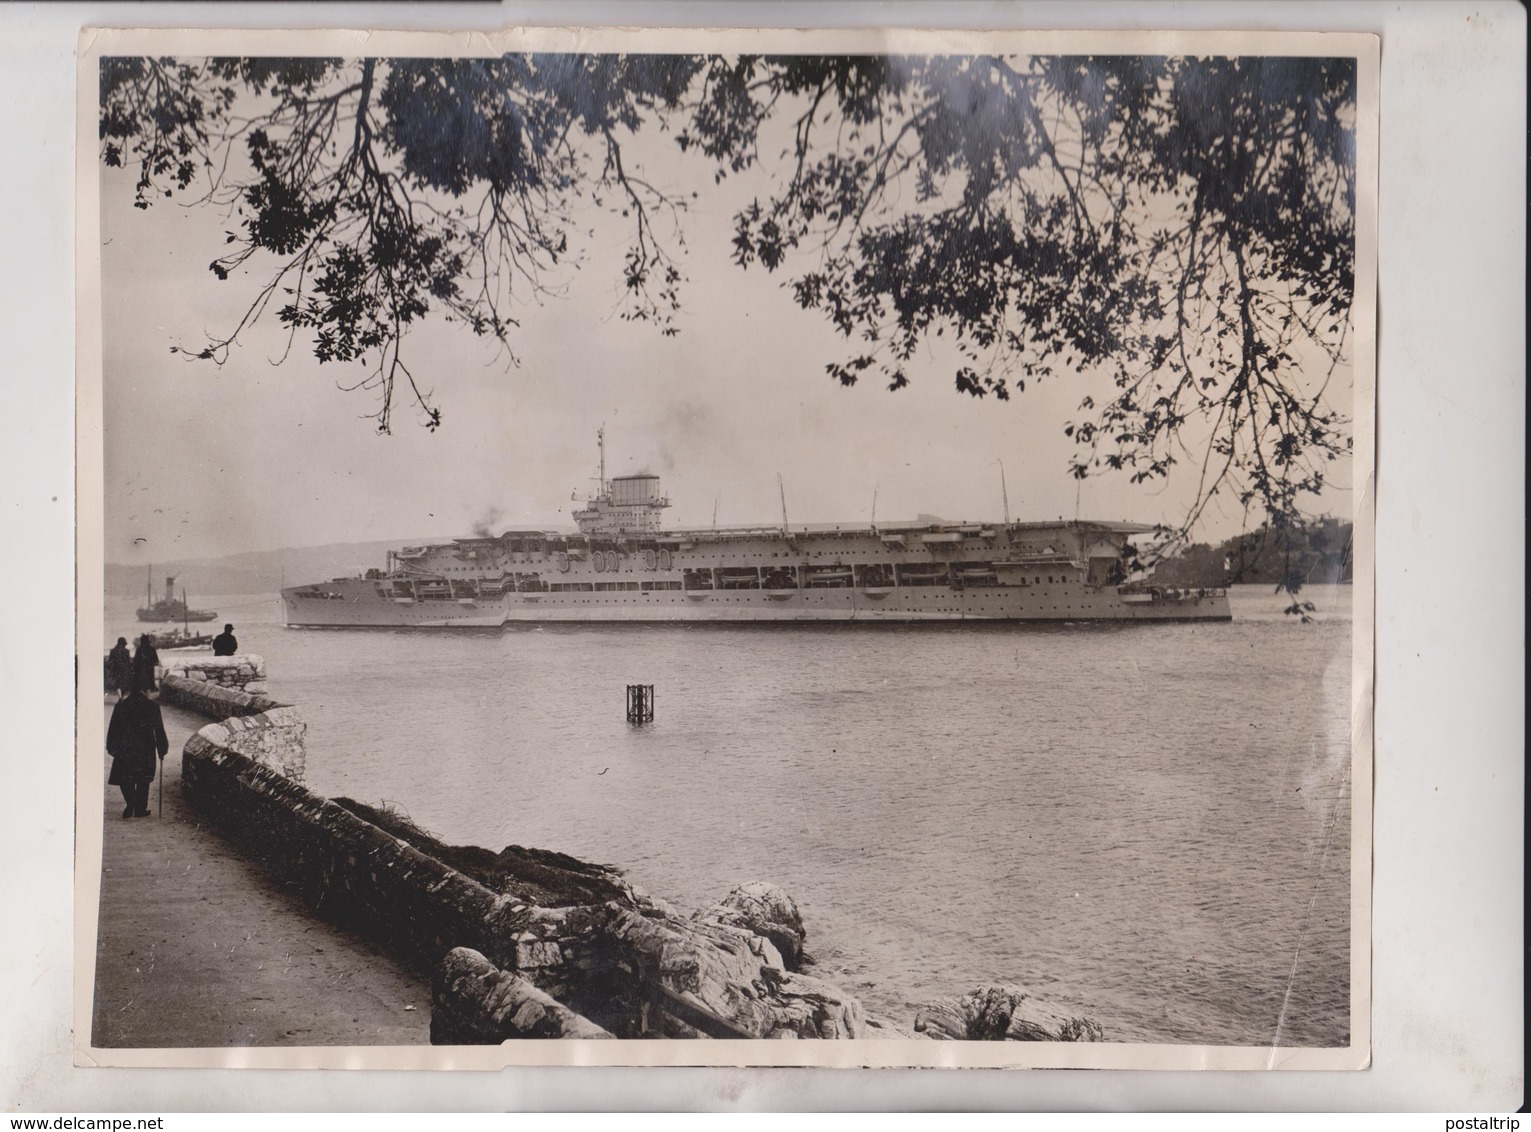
[212,623,238,657]
[104,637,132,699]
[132,633,160,692]
[106,677,168,819]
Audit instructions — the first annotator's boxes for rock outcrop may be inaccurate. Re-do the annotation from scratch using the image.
[598,906,862,1039]
[914,985,1105,1042]
[696,882,808,971]
[431,947,614,1042]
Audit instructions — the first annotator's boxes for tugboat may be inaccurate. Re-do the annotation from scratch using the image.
[136,571,217,624]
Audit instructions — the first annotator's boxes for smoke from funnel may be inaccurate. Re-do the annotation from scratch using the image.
[471,506,505,538]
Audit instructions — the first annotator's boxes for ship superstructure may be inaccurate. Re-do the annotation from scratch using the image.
[282,439,1230,628]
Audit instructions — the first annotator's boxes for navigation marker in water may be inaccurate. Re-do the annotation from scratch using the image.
[626,684,654,725]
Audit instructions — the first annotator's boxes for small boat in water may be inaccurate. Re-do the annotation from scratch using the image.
[147,627,214,650]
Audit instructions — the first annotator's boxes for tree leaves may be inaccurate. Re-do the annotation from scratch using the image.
[100,50,1357,574]
[716,54,1355,579]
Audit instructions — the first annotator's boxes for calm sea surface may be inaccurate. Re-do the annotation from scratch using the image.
[107,584,1353,1047]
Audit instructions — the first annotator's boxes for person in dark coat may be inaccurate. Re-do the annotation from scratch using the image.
[106,677,168,818]
[132,634,160,692]
[212,623,238,657]
[105,637,132,699]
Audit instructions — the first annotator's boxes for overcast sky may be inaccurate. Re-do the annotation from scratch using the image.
[99,55,1355,566]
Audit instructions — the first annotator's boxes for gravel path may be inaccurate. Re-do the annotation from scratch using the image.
[89,697,430,1049]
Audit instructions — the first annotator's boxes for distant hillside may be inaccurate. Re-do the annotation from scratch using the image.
[1153,518,1354,588]
[105,539,428,598]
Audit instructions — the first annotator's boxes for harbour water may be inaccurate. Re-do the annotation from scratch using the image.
[106,583,1353,1047]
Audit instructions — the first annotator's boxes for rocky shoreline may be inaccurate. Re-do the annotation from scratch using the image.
[166,658,1107,1043]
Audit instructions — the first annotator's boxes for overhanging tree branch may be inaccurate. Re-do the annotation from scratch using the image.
[101,51,1357,605]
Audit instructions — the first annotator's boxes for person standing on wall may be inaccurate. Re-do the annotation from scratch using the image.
[212,623,238,657]
[106,676,168,819]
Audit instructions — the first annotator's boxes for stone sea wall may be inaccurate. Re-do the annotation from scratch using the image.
[193,707,309,786]
[158,654,285,721]
[159,672,288,721]
[161,654,269,694]
[178,713,868,1038]
[181,729,551,974]
[167,667,1105,1043]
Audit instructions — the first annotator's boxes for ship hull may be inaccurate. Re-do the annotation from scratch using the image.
[282,510,1233,629]
[136,609,218,623]
[282,578,1231,628]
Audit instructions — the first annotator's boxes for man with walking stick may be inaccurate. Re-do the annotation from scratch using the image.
[106,675,168,819]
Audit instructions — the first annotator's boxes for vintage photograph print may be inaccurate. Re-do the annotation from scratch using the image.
[77,27,1376,1070]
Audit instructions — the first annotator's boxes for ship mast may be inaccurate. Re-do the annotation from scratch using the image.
[997,459,1011,526]
[777,473,790,533]
[597,425,606,496]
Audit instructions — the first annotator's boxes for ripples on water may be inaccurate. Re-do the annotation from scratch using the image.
[109,584,1353,1047]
